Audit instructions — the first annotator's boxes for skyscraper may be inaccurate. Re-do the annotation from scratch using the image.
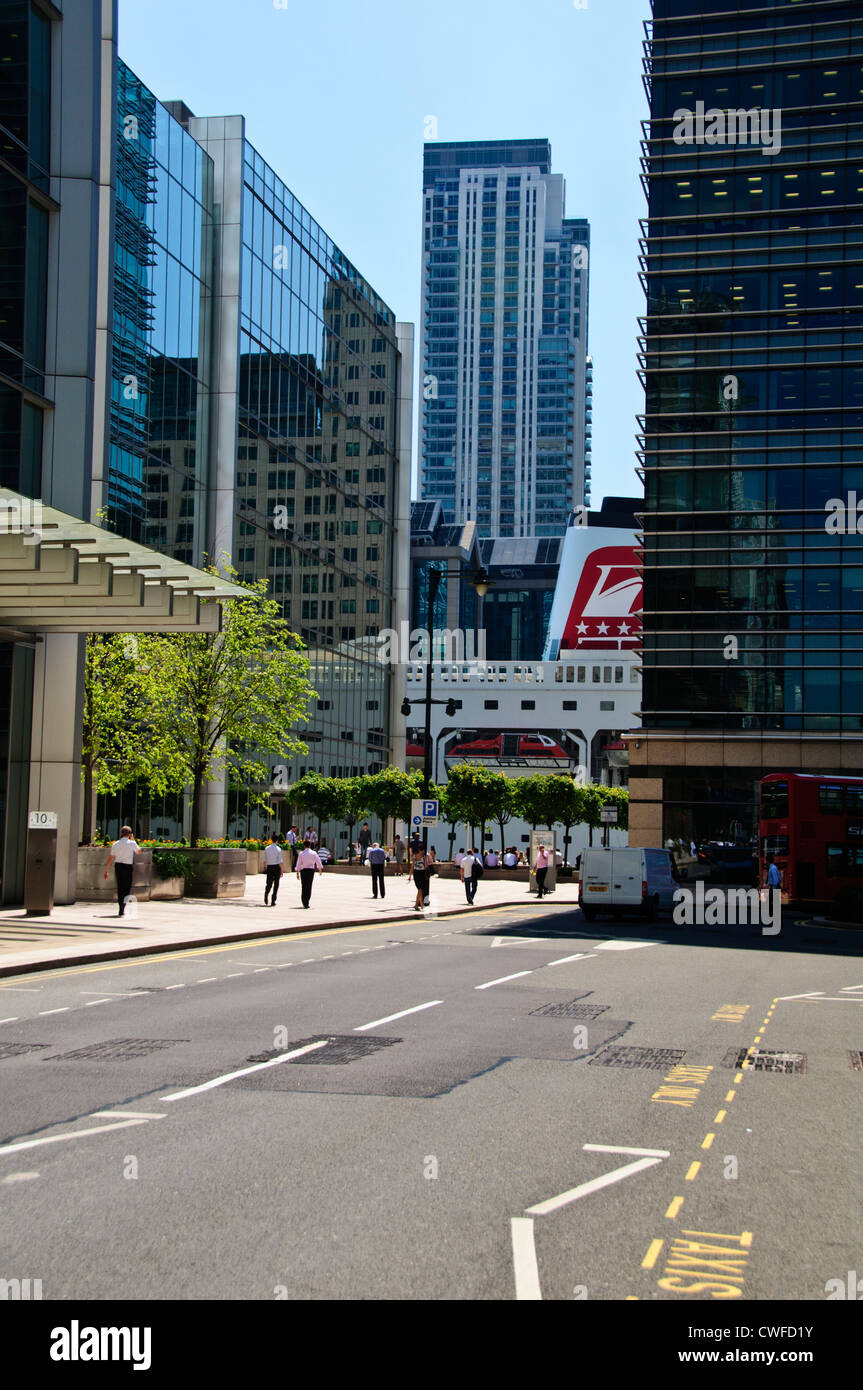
[420,140,590,538]
[629,0,863,849]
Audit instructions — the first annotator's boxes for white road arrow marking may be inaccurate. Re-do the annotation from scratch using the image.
[512,1144,670,1299]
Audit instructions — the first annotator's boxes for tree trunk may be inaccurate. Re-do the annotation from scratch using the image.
[190,768,204,847]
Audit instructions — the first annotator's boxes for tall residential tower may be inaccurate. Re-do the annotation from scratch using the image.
[420,140,591,539]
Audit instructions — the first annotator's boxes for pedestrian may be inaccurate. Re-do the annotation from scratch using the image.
[454,847,465,867]
[766,854,781,891]
[287,825,299,869]
[296,841,323,907]
[368,841,387,899]
[103,826,141,917]
[503,846,518,869]
[263,831,283,907]
[305,826,318,848]
[461,847,478,904]
[358,821,372,864]
[534,843,550,898]
[484,848,499,869]
[410,839,429,913]
[392,834,406,875]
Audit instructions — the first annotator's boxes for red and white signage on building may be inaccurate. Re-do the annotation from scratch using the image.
[544,524,642,656]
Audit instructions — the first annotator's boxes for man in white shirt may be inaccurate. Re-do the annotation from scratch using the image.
[104,826,141,917]
[460,848,478,904]
[503,848,518,869]
[263,832,283,907]
[286,825,298,869]
[296,844,324,907]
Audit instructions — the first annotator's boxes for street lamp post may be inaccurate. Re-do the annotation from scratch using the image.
[401,561,491,852]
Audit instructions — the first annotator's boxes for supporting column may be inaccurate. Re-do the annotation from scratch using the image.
[29,634,86,904]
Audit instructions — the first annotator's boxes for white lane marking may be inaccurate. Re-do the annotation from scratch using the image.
[840,985,863,992]
[593,941,657,952]
[38,1008,69,1016]
[0,987,42,992]
[784,997,863,1005]
[475,971,533,990]
[583,1144,671,1158]
[165,984,186,990]
[354,1000,443,1032]
[84,999,113,1006]
[526,1149,669,1217]
[196,977,218,983]
[79,991,133,996]
[777,992,822,1000]
[301,959,315,963]
[321,955,335,959]
[253,968,270,973]
[511,1217,542,1301]
[224,973,245,979]
[163,1040,329,1101]
[91,1110,167,1120]
[0,1115,157,1158]
[2,1171,40,1183]
[547,953,595,967]
[492,936,564,948]
[0,1017,19,1024]
[275,963,293,968]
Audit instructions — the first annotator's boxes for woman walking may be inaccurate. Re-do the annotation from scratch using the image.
[409,839,429,913]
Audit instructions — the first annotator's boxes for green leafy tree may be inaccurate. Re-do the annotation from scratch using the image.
[481,772,517,854]
[136,568,316,846]
[289,773,347,844]
[442,762,501,849]
[81,634,179,844]
[361,768,422,844]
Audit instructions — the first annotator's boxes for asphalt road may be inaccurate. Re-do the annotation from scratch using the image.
[1,899,861,1302]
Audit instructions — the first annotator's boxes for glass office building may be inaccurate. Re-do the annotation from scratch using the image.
[110,64,212,561]
[420,139,590,538]
[630,0,863,847]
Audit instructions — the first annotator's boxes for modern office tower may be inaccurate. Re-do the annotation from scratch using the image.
[151,115,412,836]
[0,2,242,900]
[629,0,863,849]
[420,140,590,538]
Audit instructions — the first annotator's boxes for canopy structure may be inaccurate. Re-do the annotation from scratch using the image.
[0,493,249,638]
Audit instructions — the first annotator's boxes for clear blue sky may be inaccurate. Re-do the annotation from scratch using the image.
[118,0,650,507]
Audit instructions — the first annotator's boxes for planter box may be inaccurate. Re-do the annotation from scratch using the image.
[150,876,184,900]
[183,847,247,898]
[246,849,264,875]
[76,846,152,902]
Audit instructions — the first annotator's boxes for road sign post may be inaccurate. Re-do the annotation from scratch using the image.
[600,806,618,848]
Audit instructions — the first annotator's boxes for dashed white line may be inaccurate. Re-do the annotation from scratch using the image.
[196,978,218,983]
[475,971,533,991]
[511,1218,542,1301]
[163,1039,329,1101]
[38,1008,69,1016]
[547,953,595,967]
[354,1000,443,1032]
[84,999,112,1007]
[0,1017,19,1024]
[253,968,271,973]
[165,984,186,990]
[224,973,245,979]
[0,1115,161,1158]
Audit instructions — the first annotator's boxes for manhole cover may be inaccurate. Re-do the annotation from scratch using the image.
[724,1048,807,1074]
[530,1001,609,1019]
[246,1035,401,1066]
[589,1046,686,1070]
[48,1038,188,1061]
[849,1051,863,1071]
[0,1042,51,1059]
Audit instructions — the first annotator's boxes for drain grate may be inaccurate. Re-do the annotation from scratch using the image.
[0,1042,51,1059]
[48,1038,188,1061]
[849,1051,863,1072]
[589,1046,686,1070]
[530,1000,609,1020]
[246,1035,401,1066]
[724,1047,807,1074]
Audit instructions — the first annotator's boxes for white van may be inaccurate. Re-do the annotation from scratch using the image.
[579,848,678,921]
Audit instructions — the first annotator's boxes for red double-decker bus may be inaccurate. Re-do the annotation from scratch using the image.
[759,773,863,903]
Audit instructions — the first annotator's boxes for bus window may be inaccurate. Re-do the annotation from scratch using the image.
[849,847,863,876]
[761,781,788,819]
[761,835,789,856]
[819,785,844,815]
[826,844,845,877]
[847,787,863,814]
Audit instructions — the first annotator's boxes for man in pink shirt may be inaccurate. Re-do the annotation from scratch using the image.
[534,845,550,898]
[295,844,324,908]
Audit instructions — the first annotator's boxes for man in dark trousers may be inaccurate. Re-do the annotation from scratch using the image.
[103,826,141,917]
[368,841,387,899]
[295,842,324,908]
[263,832,283,907]
[358,821,372,864]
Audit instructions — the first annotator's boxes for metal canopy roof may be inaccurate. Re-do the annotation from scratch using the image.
[0,493,250,637]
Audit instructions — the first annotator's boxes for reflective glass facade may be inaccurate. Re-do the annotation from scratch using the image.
[635,0,863,841]
[233,142,400,810]
[421,140,590,538]
[109,63,213,556]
